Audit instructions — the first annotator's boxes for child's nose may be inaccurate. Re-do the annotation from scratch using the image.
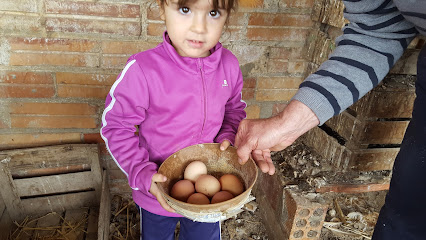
[190,14,207,33]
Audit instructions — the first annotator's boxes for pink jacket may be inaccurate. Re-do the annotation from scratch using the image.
[101,32,246,217]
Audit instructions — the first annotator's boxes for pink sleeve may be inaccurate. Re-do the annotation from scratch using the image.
[215,66,247,145]
[100,59,156,195]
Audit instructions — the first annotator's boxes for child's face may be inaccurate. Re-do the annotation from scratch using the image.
[160,0,228,58]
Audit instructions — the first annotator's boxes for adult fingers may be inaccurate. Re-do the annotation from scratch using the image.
[251,150,271,174]
[262,150,275,175]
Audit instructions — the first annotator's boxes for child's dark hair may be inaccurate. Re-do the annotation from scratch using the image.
[158,0,238,18]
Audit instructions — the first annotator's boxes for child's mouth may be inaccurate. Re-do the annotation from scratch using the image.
[188,40,204,48]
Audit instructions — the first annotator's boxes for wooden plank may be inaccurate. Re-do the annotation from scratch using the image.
[86,207,99,240]
[349,148,400,171]
[367,91,415,119]
[15,171,96,198]
[316,182,390,193]
[0,144,98,178]
[22,191,98,216]
[0,209,12,240]
[89,148,103,204]
[98,170,111,240]
[62,208,89,240]
[0,156,23,221]
[362,121,409,145]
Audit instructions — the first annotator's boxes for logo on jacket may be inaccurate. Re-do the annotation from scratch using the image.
[222,80,228,87]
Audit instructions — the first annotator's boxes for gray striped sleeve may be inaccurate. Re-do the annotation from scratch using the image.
[292,0,418,125]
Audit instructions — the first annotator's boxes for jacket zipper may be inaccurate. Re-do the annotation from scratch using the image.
[198,58,207,140]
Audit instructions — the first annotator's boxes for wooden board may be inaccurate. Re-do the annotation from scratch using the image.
[0,144,97,178]
[22,191,98,215]
[0,144,102,221]
[15,171,96,197]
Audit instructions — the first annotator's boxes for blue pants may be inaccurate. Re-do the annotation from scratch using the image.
[372,46,426,239]
[139,208,221,240]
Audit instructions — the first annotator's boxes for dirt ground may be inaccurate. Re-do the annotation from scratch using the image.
[109,139,389,240]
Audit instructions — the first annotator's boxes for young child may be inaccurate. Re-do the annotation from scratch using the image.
[100,0,245,239]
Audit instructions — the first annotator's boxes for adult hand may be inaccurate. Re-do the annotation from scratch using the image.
[149,173,175,213]
[235,100,319,175]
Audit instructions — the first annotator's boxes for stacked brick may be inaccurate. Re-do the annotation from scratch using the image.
[0,0,316,194]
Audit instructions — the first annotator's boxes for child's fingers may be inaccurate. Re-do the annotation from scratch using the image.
[152,173,167,183]
[220,140,231,151]
[155,192,176,213]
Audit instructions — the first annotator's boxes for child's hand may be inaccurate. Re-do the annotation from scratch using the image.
[149,173,175,213]
[220,140,231,151]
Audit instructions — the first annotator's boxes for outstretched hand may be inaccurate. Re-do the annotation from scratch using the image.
[149,173,175,213]
[235,100,319,175]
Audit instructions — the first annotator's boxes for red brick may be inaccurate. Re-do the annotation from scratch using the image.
[279,0,314,8]
[58,85,110,99]
[267,60,289,73]
[242,89,255,100]
[0,14,41,34]
[1,1,37,12]
[257,77,303,89]
[9,38,98,52]
[83,133,104,144]
[228,12,246,26]
[10,102,97,115]
[147,5,162,20]
[11,116,98,129]
[243,78,256,88]
[0,71,53,84]
[10,52,99,67]
[0,85,55,98]
[45,1,140,18]
[147,23,166,37]
[240,0,264,8]
[247,28,309,41]
[249,13,313,27]
[0,119,9,129]
[102,41,158,54]
[288,61,307,73]
[101,56,130,69]
[46,18,141,36]
[56,72,117,86]
[256,89,297,101]
[0,133,81,150]
[269,47,305,60]
[245,105,261,119]
[272,103,288,115]
[222,27,245,42]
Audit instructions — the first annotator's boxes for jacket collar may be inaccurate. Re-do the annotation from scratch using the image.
[162,31,223,74]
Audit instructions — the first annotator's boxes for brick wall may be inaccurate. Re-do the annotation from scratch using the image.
[0,0,313,194]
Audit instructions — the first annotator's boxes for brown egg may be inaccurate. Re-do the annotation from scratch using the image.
[184,161,207,182]
[170,179,195,202]
[187,193,210,204]
[211,191,234,204]
[195,174,221,198]
[219,174,244,196]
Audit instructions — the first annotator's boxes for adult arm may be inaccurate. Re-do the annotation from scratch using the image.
[236,0,418,173]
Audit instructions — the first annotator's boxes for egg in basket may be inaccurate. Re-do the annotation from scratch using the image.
[156,143,258,222]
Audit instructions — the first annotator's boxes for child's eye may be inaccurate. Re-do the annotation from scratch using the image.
[209,10,221,18]
[179,7,191,14]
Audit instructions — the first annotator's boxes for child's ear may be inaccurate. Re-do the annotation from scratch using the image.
[156,0,165,21]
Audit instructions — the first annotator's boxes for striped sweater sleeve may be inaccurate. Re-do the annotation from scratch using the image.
[292,0,418,125]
